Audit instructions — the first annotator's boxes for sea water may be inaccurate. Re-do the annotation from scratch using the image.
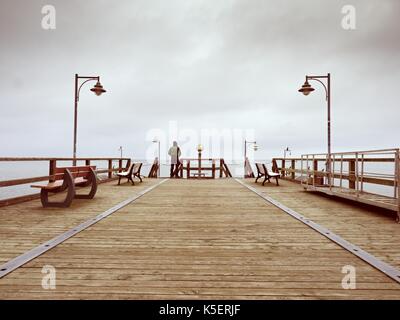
[0,160,395,200]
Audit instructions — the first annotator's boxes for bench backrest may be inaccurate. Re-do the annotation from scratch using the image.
[125,162,134,174]
[132,163,142,175]
[255,163,265,175]
[262,164,271,175]
[54,166,96,180]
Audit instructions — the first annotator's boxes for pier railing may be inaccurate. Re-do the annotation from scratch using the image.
[180,158,232,179]
[273,148,400,218]
[0,157,131,206]
[273,149,399,189]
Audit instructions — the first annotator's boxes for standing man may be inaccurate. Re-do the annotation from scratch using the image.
[168,141,181,178]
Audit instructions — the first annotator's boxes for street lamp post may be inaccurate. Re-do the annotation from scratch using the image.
[197,144,203,178]
[298,73,331,185]
[73,74,106,166]
[244,140,258,178]
[118,146,123,158]
[152,139,161,177]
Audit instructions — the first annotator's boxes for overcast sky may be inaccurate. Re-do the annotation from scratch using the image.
[0,0,399,162]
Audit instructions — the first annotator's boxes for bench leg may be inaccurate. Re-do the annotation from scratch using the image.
[255,174,262,183]
[136,174,143,183]
[40,185,75,208]
[118,176,121,185]
[262,176,269,186]
[275,176,279,186]
[40,189,50,207]
[75,168,98,199]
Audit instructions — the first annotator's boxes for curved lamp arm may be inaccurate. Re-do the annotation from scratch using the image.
[306,76,328,101]
[76,77,99,102]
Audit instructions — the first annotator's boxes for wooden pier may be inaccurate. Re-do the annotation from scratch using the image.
[0,178,400,299]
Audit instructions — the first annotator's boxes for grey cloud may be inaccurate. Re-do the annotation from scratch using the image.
[0,0,399,160]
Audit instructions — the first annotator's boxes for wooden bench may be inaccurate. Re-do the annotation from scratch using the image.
[255,163,280,186]
[31,166,98,207]
[116,163,143,185]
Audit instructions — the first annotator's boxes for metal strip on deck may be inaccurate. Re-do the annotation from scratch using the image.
[0,179,168,278]
[235,179,400,284]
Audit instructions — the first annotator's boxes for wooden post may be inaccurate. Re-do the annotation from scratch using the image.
[349,159,356,189]
[244,157,255,178]
[126,159,131,170]
[118,159,122,173]
[396,149,400,221]
[179,161,183,178]
[281,159,285,178]
[313,159,320,185]
[148,159,158,178]
[108,159,112,179]
[187,160,190,179]
[85,159,90,166]
[49,159,56,182]
[291,159,296,180]
[212,160,216,179]
[221,159,226,177]
[272,159,279,175]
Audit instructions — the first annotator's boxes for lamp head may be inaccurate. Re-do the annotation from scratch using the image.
[197,144,203,152]
[90,81,106,96]
[298,80,314,96]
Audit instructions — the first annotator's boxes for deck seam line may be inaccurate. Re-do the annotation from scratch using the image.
[235,179,400,284]
[0,179,168,279]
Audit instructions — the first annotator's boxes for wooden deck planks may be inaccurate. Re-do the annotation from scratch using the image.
[0,179,160,265]
[0,179,399,299]
[244,178,400,269]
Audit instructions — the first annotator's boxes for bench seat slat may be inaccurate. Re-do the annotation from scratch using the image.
[116,172,130,177]
[31,177,88,190]
[74,177,88,184]
[268,172,280,177]
[31,181,63,190]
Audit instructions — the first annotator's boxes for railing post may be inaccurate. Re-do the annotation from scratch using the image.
[271,159,278,174]
[340,155,343,188]
[108,159,112,179]
[291,159,295,180]
[85,159,90,166]
[306,155,310,186]
[330,155,335,190]
[212,160,216,179]
[396,149,400,221]
[360,154,364,193]
[49,159,56,182]
[313,158,318,186]
[349,159,356,189]
[281,159,285,178]
[355,152,359,196]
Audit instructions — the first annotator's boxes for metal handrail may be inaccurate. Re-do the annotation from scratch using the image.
[297,148,399,195]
